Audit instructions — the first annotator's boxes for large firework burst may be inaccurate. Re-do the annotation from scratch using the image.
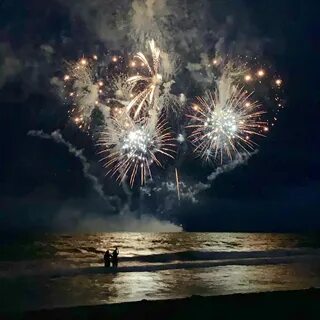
[98,112,175,186]
[126,40,162,119]
[188,77,267,163]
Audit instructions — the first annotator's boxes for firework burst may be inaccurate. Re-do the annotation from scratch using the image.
[126,40,162,119]
[188,76,267,163]
[98,112,175,186]
[60,40,284,190]
[64,57,104,129]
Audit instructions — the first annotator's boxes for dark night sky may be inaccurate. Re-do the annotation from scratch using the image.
[0,0,319,232]
[182,0,320,231]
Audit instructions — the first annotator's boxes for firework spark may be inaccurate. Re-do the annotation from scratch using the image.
[188,76,267,163]
[126,40,162,119]
[98,113,175,186]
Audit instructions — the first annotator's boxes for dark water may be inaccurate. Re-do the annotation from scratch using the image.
[1,232,320,311]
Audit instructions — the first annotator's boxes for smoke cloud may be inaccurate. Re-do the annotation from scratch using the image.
[28,130,112,207]
[26,130,182,232]
[187,151,259,202]
[54,205,182,232]
[0,42,22,89]
[143,151,258,215]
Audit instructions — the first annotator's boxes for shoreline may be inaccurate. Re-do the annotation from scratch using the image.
[3,288,320,320]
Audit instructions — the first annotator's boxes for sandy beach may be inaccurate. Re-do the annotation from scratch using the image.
[2,288,320,320]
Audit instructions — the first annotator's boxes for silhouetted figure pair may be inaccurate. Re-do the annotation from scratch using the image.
[104,247,119,268]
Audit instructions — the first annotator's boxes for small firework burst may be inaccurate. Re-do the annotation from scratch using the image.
[188,77,267,163]
[64,57,102,129]
[98,113,175,186]
[110,74,135,106]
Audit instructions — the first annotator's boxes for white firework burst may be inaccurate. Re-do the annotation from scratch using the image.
[98,112,175,186]
[188,77,267,163]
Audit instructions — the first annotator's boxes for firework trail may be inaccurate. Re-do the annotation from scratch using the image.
[28,130,111,206]
[175,168,181,201]
[97,112,175,187]
[188,75,267,163]
[148,151,257,211]
[180,151,257,203]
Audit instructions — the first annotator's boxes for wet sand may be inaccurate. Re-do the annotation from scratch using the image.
[2,288,320,320]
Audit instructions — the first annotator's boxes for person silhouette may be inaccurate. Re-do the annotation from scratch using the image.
[104,250,111,268]
[112,247,119,268]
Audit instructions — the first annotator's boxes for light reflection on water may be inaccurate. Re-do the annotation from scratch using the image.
[1,232,320,311]
[3,263,319,311]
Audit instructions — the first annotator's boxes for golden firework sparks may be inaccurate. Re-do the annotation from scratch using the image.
[127,40,162,119]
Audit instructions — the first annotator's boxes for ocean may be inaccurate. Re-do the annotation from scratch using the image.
[1,232,320,312]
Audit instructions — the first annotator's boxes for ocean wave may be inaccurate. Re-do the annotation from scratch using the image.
[120,248,320,263]
[1,248,320,279]
[42,254,320,278]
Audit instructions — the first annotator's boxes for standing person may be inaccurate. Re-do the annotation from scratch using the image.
[104,250,111,268]
[112,247,119,268]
